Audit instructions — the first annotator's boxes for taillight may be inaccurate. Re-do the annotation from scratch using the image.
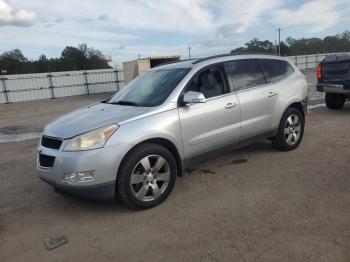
[317,65,322,80]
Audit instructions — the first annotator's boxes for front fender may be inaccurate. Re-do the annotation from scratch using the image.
[105,108,184,175]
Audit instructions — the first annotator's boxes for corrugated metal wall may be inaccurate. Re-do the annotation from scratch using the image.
[287,52,350,69]
[0,69,125,103]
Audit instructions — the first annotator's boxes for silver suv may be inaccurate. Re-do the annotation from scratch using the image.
[37,54,308,209]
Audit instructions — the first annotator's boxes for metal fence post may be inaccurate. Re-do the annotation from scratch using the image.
[115,66,120,92]
[83,69,90,95]
[1,77,9,103]
[295,56,298,69]
[305,55,308,69]
[47,73,55,99]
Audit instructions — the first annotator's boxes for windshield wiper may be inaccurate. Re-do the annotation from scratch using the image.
[108,100,139,106]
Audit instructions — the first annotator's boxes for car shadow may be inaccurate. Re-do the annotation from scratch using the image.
[47,140,275,212]
[51,187,133,213]
[183,140,277,175]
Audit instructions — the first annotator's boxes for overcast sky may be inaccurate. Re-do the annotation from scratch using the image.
[0,0,349,65]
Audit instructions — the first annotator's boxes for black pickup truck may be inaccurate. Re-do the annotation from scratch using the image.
[316,54,350,109]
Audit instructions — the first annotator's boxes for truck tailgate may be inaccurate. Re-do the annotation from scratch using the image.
[321,54,350,83]
[323,61,350,82]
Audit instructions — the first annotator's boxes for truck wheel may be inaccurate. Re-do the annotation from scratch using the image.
[325,93,345,110]
[272,107,304,151]
[117,143,177,209]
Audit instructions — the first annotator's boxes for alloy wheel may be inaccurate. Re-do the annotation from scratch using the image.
[130,155,170,202]
[284,114,302,145]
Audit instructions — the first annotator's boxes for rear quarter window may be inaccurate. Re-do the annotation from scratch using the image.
[259,59,294,83]
[224,59,267,91]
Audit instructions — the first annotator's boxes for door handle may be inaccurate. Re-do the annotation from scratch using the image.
[225,102,237,109]
[268,92,278,97]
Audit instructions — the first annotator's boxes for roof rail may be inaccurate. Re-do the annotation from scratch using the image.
[192,52,280,64]
[153,58,197,68]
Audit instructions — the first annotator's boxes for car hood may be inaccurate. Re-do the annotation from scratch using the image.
[44,103,150,139]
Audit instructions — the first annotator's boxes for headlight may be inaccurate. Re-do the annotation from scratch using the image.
[64,124,118,151]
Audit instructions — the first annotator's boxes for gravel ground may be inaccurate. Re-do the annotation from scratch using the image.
[0,69,349,262]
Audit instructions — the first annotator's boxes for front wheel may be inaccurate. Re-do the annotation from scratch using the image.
[117,143,177,209]
[325,93,345,110]
[272,108,305,151]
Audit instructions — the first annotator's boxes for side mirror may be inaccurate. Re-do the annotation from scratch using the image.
[183,91,206,104]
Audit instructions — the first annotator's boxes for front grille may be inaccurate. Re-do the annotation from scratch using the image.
[39,154,55,168]
[41,136,62,150]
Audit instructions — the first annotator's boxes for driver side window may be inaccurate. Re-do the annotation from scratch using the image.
[186,67,228,99]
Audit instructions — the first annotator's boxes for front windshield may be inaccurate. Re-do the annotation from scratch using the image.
[107,68,190,107]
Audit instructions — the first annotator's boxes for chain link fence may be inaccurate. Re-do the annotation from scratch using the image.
[0,69,125,104]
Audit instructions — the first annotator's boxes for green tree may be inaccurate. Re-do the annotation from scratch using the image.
[0,44,111,74]
[245,38,274,53]
[231,38,276,54]
[1,49,27,62]
[231,31,350,57]
[280,41,291,56]
[61,46,88,70]
[230,47,246,54]
[0,49,28,74]
[31,54,50,73]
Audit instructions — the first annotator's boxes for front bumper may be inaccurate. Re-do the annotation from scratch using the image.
[37,137,130,199]
[40,175,116,199]
[317,83,350,94]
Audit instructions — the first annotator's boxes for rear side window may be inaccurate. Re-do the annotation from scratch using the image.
[259,59,294,83]
[224,59,267,90]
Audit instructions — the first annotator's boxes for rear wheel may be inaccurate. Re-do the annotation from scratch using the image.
[117,143,177,209]
[325,93,345,110]
[272,107,304,151]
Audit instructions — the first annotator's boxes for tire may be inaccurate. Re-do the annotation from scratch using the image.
[272,107,305,151]
[117,143,177,209]
[325,93,345,110]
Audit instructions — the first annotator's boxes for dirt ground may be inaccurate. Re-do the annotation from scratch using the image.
[0,69,349,262]
[0,93,112,135]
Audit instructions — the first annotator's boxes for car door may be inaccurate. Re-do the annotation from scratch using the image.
[178,65,241,158]
[224,59,278,140]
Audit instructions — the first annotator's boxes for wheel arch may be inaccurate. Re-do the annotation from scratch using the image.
[277,99,306,124]
[117,138,184,181]
[288,102,305,119]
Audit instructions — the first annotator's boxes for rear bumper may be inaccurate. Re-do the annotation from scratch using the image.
[317,83,350,94]
[40,175,115,199]
[301,97,308,112]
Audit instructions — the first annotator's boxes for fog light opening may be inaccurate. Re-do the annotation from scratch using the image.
[63,171,95,183]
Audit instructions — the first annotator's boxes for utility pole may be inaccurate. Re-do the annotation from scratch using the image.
[274,40,277,55]
[276,28,281,55]
[187,45,192,59]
